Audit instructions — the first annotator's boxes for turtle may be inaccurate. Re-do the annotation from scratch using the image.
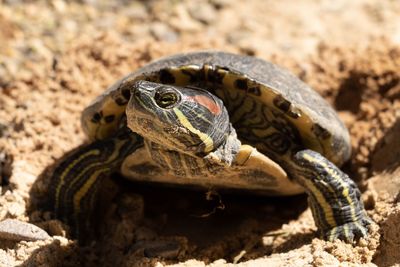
[49,51,372,243]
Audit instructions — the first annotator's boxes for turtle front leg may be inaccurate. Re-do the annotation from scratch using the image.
[48,129,143,240]
[293,149,373,242]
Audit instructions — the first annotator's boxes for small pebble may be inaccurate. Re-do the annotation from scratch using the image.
[144,240,181,259]
[133,239,182,259]
[149,22,178,42]
[0,219,50,242]
[188,2,217,24]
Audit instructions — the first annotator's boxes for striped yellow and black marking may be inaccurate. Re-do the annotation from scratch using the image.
[144,140,228,179]
[49,128,143,238]
[82,59,349,167]
[49,52,371,243]
[125,80,240,178]
[127,81,232,157]
[293,149,372,242]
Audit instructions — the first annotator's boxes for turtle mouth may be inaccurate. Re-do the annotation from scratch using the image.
[132,117,156,134]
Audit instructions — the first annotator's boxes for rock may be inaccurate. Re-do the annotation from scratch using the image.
[143,240,181,259]
[132,239,183,259]
[123,2,149,21]
[0,219,50,242]
[149,22,178,42]
[169,4,203,32]
[46,219,67,237]
[188,2,217,25]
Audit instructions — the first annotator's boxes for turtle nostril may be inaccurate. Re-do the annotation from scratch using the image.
[131,81,145,98]
[133,89,141,98]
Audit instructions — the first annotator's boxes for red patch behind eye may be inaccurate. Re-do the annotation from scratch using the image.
[187,95,221,115]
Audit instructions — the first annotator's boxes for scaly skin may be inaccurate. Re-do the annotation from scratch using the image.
[293,150,372,242]
[49,128,143,239]
[47,53,373,243]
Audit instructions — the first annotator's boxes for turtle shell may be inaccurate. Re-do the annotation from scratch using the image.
[82,51,351,173]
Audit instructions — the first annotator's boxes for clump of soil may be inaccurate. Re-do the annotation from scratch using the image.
[0,1,400,266]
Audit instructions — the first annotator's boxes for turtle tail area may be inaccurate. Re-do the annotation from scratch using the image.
[292,149,373,243]
[48,128,143,242]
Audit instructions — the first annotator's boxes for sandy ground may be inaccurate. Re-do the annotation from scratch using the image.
[0,0,400,266]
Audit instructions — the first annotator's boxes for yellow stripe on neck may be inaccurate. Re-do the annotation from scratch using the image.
[173,108,214,153]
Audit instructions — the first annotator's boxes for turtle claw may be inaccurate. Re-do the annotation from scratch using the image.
[324,216,373,243]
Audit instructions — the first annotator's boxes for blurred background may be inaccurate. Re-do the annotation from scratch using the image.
[1,1,400,266]
[1,0,400,84]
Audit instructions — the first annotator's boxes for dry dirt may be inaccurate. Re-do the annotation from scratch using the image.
[0,0,400,266]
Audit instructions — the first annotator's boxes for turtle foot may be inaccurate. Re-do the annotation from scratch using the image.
[323,216,374,242]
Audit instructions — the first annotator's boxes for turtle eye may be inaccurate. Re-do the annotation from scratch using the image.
[155,89,180,109]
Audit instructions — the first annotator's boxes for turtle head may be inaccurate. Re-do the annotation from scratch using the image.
[127,81,233,157]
